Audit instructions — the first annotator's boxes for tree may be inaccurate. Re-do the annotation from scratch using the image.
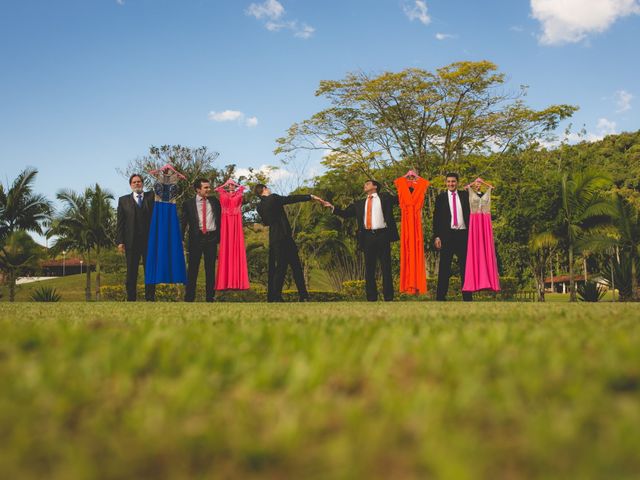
[51,185,115,301]
[0,167,51,243]
[557,170,615,301]
[276,61,576,181]
[0,231,43,301]
[529,232,559,302]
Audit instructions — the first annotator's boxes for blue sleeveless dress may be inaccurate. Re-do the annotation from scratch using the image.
[145,176,187,284]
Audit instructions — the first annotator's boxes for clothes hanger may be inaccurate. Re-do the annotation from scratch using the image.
[216,178,243,193]
[149,163,187,180]
[464,177,494,190]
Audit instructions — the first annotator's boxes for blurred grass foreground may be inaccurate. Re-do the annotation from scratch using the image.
[1,303,639,479]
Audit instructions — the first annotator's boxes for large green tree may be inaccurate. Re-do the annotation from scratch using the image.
[0,231,43,301]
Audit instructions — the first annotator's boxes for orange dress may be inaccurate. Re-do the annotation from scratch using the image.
[394,176,430,294]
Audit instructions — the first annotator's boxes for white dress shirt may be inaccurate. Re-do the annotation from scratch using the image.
[131,192,144,206]
[363,193,386,229]
[447,190,466,230]
[196,196,216,232]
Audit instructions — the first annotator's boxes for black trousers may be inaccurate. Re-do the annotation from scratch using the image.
[185,232,218,302]
[437,229,473,302]
[268,236,308,302]
[363,229,394,302]
[125,241,156,302]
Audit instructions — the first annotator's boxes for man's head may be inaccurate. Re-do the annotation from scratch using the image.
[363,179,381,195]
[194,178,211,197]
[254,184,271,196]
[129,174,144,194]
[445,172,459,192]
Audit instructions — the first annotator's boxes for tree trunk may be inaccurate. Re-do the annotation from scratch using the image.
[583,256,588,282]
[95,247,101,302]
[8,270,16,302]
[610,256,616,302]
[550,257,554,292]
[569,246,576,302]
[632,256,638,302]
[85,252,92,302]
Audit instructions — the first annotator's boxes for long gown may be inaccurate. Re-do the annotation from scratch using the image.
[215,186,250,290]
[394,176,430,295]
[145,170,187,284]
[462,188,500,292]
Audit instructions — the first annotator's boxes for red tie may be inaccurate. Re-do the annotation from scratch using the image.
[365,195,373,230]
[201,197,207,233]
[452,191,458,228]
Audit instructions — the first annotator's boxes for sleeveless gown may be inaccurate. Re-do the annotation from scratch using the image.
[463,188,500,292]
[215,187,250,290]
[394,176,430,295]
[145,171,187,284]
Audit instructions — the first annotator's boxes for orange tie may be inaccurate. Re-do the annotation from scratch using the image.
[365,195,373,230]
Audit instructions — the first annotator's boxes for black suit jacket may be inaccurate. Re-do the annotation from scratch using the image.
[116,191,155,250]
[181,196,222,246]
[432,190,471,243]
[256,194,311,244]
[333,193,400,248]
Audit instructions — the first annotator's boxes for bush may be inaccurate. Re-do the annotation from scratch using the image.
[31,286,62,302]
[578,281,606,302]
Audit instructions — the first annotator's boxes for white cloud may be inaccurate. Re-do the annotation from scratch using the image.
[208,110,244,122]
[435,32,456,40]
[235,165,293,182]
[294,23,315,39]
[615,89,633,112]
[246,1,315,39]
[116,0,124,4]
[531,0,640,45]
[404,0,431,25]
[596,117,617,135]
[208,110,259,128]
[246,0,284,20]
[510,25,524,32]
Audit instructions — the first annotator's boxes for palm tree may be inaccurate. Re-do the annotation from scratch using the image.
[51,184,115,301]
[558,169,616,301]
[529,231,559,302]
[0,231,43,301]
[0,167,51,242]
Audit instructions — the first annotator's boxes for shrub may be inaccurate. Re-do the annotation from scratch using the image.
[577,281,606,302]
[31,286,62,302]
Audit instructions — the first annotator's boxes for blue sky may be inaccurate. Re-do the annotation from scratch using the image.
[1,0,639,212]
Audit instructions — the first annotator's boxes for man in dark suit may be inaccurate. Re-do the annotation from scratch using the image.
[181,178,221,302]
[326,180,399,302]
[433,172,473,301]
[116,173,156,301]
[255,184,322,302]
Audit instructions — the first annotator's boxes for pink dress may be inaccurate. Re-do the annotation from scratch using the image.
[463,188,500,292]
[215,187,250,290]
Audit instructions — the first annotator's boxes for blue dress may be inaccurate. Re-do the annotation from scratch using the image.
[145,174,187,284]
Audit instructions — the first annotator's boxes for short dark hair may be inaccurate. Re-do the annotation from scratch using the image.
[445,172,459,181]
[129,174,143,185]
[366,179,381,193]
[254,184,267,196]
[193,178,210,191]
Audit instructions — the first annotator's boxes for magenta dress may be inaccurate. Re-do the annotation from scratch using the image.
[463,188,500,292]
[215,187,250,291]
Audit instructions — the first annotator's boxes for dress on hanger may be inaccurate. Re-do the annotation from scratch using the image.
[215,186,250,290]
[394,176,430,295]
[145,169,187,284]
[463,188,500,292]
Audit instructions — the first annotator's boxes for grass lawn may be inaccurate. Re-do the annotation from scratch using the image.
[1,303,639,479]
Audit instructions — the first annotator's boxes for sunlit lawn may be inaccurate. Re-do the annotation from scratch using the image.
[1,303,639,479]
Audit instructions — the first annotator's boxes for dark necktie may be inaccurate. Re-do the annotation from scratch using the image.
[136,193,143,208]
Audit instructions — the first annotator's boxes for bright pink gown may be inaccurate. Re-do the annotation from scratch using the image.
[463,189,500,292]
[215,187,250,291]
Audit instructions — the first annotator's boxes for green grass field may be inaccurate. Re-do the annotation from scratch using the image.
[1,303,639,479]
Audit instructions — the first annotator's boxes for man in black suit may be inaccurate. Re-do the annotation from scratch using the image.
[255,184,322,302]
[181,178,221,302]
[326,180,399,302]
[116,173,156,301]
[433,172,473,302]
